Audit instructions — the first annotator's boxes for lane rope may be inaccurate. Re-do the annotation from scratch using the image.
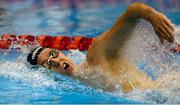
[0,34,95,51]
[0,34,179,53]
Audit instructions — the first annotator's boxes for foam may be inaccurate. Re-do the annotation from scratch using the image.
[0,51,100,96]
[0,20,179,104]
[117,20,180,103]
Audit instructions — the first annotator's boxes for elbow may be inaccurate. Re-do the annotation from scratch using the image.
[128,2,145,11]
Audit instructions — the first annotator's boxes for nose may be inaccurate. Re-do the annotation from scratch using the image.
[49,57,64,69]
[50,57,59,63]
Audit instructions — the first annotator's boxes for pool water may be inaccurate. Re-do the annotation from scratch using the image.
[0,0,180,104]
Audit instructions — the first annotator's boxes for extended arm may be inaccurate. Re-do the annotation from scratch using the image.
[87,2,174,65]
[107,2,174,43]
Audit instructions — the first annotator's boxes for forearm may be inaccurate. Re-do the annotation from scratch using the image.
[125,2,174,43]
[89,2,174,62]
[110,3,156,31]
[95,3,157,57]
[104,3,157,39]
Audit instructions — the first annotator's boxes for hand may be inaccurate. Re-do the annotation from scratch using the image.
[149,11,175,43]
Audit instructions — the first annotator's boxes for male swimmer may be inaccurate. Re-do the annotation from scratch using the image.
[27,3,175,93]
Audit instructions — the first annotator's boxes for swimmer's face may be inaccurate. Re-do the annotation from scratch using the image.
[37,48,77,75]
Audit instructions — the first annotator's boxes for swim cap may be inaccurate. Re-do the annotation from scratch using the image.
[27,46,45,65]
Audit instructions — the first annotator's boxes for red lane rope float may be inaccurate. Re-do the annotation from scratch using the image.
[0,34,179,53]
[0,34,96,51]
[171,44,180,53]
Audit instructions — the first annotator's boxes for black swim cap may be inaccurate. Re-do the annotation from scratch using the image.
[27,46,45,65]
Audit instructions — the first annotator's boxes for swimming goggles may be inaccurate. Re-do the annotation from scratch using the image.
[42,49,59,69]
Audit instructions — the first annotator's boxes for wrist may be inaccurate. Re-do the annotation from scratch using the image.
[127,3,157,20]
[142,7,157,21]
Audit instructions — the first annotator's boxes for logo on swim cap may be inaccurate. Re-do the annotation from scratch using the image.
[27,46,45,65]
[32,46,42,60]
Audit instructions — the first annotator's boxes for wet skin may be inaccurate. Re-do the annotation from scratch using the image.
[37,48,77,75]
[35,3,175,93]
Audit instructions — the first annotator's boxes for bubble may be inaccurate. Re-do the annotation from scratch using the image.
[0,20,179,104]
[115,20,180,103]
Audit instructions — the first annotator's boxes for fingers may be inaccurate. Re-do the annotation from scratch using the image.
[164,19,174,31]
[159,12,175,30]
[154,16,175,43]
[159,22,174,42]
[155,29,165,43]
[162,15,175,31]
[162,22,175,41]
[151,12,175,43]
[159,36,164,44]
[155,25,173,43]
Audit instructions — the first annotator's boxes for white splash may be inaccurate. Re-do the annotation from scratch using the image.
[0,20,179,104]
[0,59,57,88]
[66,50,86,64]
[117,20,180,104]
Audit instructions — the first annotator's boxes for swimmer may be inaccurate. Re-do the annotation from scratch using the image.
[27,3,175,93]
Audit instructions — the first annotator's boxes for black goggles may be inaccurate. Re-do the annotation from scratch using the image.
[42,49,59,69]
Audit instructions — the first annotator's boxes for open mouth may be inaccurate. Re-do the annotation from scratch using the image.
[61,61,72,71]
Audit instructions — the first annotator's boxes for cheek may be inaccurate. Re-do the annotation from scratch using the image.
[50,66,68,74]
[58,53,68,59]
